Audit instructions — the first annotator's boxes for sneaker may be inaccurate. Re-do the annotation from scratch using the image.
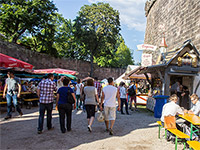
[19,112,23,117]
[37,130,42,134]
[109,129,114,135]
[121,112,125,115]
[105,128,109,132]
[88,125,92,132]
[4,116,11,120]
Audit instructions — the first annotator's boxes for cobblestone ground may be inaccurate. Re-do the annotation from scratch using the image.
[0,105,184,150]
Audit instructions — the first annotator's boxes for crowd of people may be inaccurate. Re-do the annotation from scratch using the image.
[1,71,139,136]
[1,70,200,142]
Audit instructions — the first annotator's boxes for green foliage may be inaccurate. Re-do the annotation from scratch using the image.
[0,0,58,55]
[95,36,134,68]
[0,1,135,68]
[73,2,121,75]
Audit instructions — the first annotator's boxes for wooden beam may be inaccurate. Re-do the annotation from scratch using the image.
[195,80,200,94]
[144,73,152,85]
[156,70,165,83]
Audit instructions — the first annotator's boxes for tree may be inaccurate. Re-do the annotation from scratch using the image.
[94,36,134,68]
[73,2,120,76]
[0,0,57,43]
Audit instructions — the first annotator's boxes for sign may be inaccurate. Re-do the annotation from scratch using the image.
[137,44,157,51]
[142,54,152,67]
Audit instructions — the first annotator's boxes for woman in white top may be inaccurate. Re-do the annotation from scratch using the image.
[120,82,129,115]
[161,94,184,141]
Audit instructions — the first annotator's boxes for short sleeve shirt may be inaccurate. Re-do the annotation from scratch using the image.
[84,86,97,105]
[120,86,126,99]
[57,87,74,104]
[76,83,83,95]
[37,79,57,103]
[103,85,117,107]
[6,78,19,95]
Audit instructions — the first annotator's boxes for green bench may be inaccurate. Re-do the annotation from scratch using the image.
[157,121,190,150]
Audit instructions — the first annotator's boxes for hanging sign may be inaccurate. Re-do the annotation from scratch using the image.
[137,44,157,51]
[142,54,153,67]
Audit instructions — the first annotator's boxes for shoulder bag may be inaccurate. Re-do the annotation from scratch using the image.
[67,88,75,104]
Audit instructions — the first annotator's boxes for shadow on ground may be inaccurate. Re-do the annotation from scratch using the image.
[0,105,159,149]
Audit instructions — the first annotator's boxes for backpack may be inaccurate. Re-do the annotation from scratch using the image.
[128,86,136,96]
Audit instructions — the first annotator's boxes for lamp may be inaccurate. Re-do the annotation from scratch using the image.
[159,35,168,63]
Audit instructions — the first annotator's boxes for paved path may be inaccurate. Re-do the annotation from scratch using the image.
[0,106,183,150]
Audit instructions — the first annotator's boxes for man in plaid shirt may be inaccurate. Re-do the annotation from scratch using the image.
[37,73,57,134]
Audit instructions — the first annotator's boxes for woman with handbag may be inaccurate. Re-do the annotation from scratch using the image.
[84,79,100,132]
[56,78,76,133]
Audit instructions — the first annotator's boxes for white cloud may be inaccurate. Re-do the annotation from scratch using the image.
[88,0,146,32]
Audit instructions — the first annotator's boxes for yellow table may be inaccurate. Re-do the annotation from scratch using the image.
[21,92,32,95]
[179,114,200,140]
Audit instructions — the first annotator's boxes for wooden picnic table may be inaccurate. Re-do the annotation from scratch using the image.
[20,92,32,95]
[0,92,32,96]
[179,113,200,140]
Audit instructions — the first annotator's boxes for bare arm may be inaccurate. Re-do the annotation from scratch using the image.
[37,89,40,98]
[3,84,7,98]
[117,90,121,110]
[96,94,99,104]
[17,83,21,97]
[100,91,105,111]
[100,91,105,106]
[56,94,59,107]
[72,93,76,109]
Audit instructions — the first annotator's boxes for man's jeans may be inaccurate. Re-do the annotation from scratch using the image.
[38,103,53,131]
[6,94,22,116]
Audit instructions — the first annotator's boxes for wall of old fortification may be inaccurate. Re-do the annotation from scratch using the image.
[144,0,200,51]
[0,40,125,80]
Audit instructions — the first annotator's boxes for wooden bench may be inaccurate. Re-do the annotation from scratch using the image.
[23,98,39,109]
[187,141,200,150]
[0,101,7,105]
[157,121,190,150]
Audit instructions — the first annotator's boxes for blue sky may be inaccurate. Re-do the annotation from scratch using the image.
[53,0,146,64]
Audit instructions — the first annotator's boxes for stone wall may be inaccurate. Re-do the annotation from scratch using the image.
[144,0,200,52]
[0,40,125,80]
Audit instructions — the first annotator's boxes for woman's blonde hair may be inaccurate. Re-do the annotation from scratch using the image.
[190,94,198,101]
[169,94,178,101]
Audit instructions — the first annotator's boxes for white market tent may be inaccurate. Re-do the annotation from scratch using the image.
[115,65,139,85]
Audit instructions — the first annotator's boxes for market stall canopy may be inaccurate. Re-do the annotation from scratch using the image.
[82,77,94,82]
[33,68,78,75]
[123,66,151,80]
[0,53,34,71]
